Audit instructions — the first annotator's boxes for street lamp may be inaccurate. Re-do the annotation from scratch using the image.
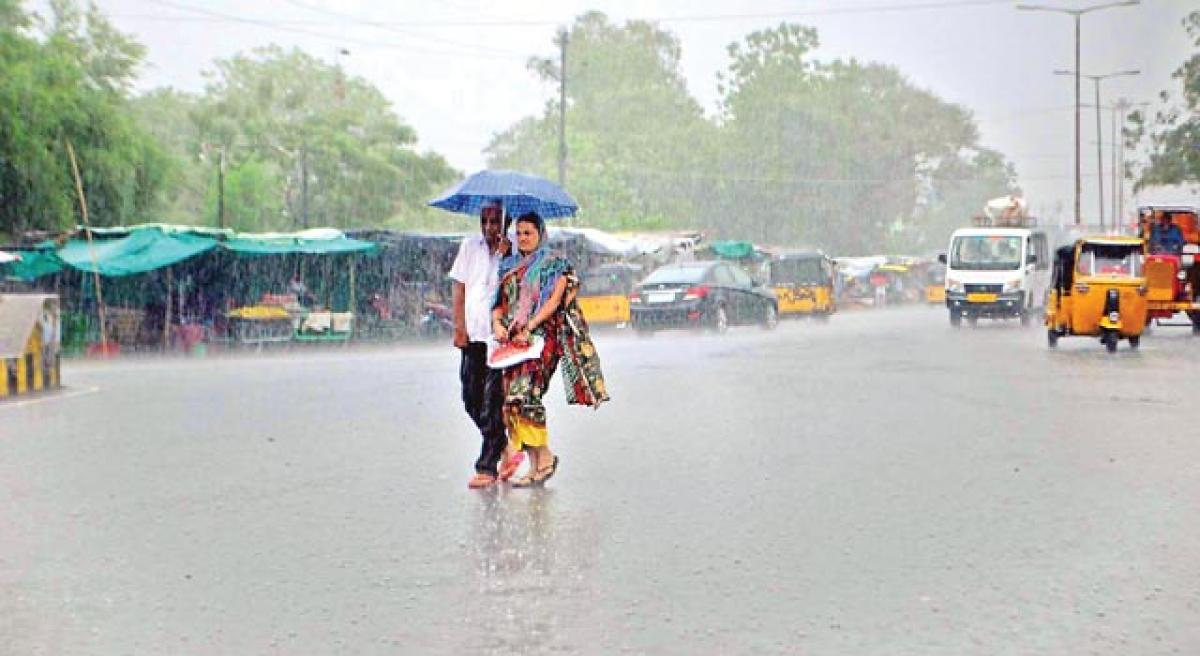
[1017,1,1140,226]
[1054,69,1139,230]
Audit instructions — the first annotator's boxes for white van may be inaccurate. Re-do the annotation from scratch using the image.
[940,227,1050,326]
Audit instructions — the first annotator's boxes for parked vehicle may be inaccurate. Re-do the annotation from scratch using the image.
[768,250,836,319]
[576,263,642,327]
[1045,236,1149,352]
[940,226,1050,326]
[925,261,947,304]
[629,260,778,335]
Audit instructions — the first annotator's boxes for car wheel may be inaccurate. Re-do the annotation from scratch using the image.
[967,314,978,327]
[949,310,962,327]
[761,304,778,330]
[711,305,729,334]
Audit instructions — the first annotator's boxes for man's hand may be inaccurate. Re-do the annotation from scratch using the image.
[453,328,469,349]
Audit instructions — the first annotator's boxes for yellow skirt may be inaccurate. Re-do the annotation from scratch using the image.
[506,408,548,450]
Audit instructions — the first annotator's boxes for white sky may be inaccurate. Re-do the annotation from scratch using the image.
[27,0,1199,224]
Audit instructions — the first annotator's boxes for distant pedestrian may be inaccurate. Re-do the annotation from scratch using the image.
[450,200,512,489]
[491,212,609,488]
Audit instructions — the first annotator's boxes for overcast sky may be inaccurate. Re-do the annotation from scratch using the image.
[29,0,1199,225]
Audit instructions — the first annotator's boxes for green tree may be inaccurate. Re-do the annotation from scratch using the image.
[0,0,167,237]
[486,12,717,230]
[714,23,1013,254]
[191,46,456,230]
[1129,10,1200,190]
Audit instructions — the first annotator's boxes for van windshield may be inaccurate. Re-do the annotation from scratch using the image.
[950,236,1022,271]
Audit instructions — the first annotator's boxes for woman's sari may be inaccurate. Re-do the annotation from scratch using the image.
[494,241,608,437]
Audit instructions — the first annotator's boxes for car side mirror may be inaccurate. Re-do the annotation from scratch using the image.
[937,253,946,264]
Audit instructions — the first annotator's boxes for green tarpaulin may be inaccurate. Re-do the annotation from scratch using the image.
[10,225,378,279]
[56,229,219,277]
[710,240,757,260]
[222,235,376,255]
[2,250,65,281]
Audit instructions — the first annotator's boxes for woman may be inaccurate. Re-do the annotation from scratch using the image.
[491,211,608,487]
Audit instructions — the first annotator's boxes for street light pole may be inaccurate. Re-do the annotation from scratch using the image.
[1017,1,1140,226]
[1054,68,1139,231]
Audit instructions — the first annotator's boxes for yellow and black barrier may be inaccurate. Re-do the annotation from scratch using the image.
[0,294,61,399]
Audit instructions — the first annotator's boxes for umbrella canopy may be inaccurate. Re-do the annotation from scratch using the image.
[428,170,578,220]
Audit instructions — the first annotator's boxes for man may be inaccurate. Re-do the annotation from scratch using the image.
[449,200,508,489]
[1150,211,1185,255]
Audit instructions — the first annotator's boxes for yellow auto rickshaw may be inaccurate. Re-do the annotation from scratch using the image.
[925,261,947,304]
[1045,236,1149,352]
[577,263,642,326]
[769,250,837,319]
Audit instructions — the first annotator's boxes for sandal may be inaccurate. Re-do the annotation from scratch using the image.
[531,455,559,485]
[510,475,536,488]
[467,473,497,489]
[498,451,526,482]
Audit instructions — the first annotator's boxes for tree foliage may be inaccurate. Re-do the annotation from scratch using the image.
[486,12,717,230]
[487,16,1014,254]
[1130,10,1200,191]
[0,0,167,237]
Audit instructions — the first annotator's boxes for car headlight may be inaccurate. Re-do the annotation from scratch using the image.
[1003,279,1021,293]
[947,278,964,293]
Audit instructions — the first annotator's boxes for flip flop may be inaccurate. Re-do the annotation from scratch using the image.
[498,451,526,482]
[467,473,497,489]
[532,455,559,486]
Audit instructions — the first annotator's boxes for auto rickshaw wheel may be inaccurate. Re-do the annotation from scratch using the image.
[967,314,979,327]
[949,310,962,327]
[1128,335,1140,350]
[1047,329,1059,348]
[1188,311,1200,334]
[1102,330,1118,353]
[1019,310,1031,327]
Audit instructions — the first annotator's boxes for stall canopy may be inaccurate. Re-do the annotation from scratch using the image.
[709,240,758,260]
[4,225,377,280]
[56,229,218,276]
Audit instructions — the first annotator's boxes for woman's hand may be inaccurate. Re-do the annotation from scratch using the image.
[513,325,532,346]
[493,318,509,342]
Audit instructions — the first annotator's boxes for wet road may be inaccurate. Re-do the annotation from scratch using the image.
[4,306,1200,654]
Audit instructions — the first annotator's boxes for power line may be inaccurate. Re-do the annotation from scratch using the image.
[273,0,527,58]
[126,0,1013,30]
[137,0,527,60]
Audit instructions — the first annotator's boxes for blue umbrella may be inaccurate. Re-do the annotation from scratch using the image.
[428,170,578,220]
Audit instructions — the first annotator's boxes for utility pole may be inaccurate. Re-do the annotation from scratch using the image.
[1018,1,1140,226]
[1053,68,1139,230]
[557,27,568,187]
[300,146,309,229]
[1113,97,1133,228]
[217,146,226,229]
[1093,77,1105,229]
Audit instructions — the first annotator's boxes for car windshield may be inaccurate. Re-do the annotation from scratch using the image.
[950,236,1022,270]
[641,264,709,285]
[1076,243,1144,277]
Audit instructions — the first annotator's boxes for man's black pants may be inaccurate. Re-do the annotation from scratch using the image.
[460,342,507,476]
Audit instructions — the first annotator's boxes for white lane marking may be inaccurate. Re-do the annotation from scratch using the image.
[0,386,101,410]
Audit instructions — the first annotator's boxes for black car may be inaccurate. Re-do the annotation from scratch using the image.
[629,260,779,334]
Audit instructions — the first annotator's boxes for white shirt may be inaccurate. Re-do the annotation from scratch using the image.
[448,235,501,343]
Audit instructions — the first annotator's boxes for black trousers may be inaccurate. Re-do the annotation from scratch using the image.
[460,342,507,475]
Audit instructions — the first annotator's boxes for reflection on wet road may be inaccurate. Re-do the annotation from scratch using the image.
[4,307,1200,654]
